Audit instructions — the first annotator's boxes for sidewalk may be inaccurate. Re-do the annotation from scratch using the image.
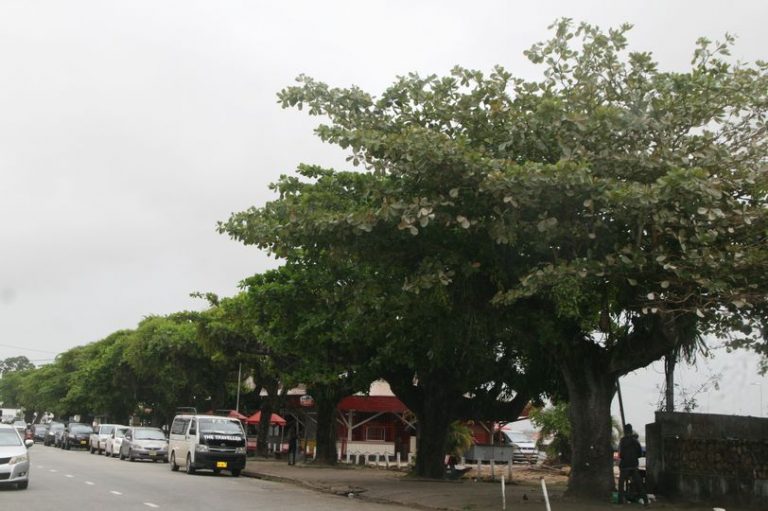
[241,458,722,511]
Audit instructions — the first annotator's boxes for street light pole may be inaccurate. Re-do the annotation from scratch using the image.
[235,363,242,413]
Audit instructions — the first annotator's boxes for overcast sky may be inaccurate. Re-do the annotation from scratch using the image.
[1,0,766,427]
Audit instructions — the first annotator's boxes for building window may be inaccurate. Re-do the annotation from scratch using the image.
[366,426,385,441]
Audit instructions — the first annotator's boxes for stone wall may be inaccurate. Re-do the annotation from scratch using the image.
[646,411,768,507]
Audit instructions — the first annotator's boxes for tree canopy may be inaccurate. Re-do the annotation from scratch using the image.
[221,19,767,495]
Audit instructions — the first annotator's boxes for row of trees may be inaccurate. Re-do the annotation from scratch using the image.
[1,20,765,501]
[0,318,238,427]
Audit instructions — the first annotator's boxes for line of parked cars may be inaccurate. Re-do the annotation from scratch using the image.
[47,414,247,475]
[37,421,170,462]
[3,412,248,491]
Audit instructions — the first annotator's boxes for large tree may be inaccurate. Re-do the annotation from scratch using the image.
[223,20,767,495]
[241,262,382,465]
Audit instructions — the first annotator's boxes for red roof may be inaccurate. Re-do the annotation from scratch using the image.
[246,411,287,426]
[205,409,249,421]
[337,395,408,414]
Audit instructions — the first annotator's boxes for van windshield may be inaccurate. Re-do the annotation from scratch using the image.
[199,418,243,435]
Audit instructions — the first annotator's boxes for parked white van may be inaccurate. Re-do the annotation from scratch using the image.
[168,414,246,477]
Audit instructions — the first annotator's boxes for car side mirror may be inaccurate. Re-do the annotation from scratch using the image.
[25,439,34,449]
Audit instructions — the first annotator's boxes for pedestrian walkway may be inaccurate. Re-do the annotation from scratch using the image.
[241,459,597,511]
[242,458,751,511]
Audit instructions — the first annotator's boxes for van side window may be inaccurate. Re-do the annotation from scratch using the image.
[188,420,196,436]
[170,418,188,436]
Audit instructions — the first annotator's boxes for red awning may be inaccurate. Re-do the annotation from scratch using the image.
[246,411,287,426]
[205,409,249,421]
[337,395,409,414]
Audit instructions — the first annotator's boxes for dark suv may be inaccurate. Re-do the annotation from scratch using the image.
[62,423,93,450]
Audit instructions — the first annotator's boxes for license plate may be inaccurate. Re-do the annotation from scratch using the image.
[150,451,156,456]
[80,440,87,445]
[216,461,227,468]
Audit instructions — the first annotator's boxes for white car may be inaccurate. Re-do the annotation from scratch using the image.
[0,423,32,489]
[90,424,122,454]
[105,426,129,457]
[502,430,540,464]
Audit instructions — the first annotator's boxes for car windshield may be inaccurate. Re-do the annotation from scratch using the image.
[115,428,128,438]
[199,418,243,435]
[71,425,92,433]
[50,423,64,431]
[506,432,533,443]
[134,428,165,440]
[101,426,114,434]
[0,429,22,446]
[13,421,26,428]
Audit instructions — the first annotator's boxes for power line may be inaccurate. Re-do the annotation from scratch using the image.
[0,343,58,355]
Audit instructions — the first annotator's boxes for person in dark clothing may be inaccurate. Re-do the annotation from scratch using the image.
[618,424,648,505]
[287,430,298,465]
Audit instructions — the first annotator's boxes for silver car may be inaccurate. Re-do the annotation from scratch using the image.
[0,424,32,489]
[119,427,168,462]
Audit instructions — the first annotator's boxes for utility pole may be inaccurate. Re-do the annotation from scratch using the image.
[235,363,242,412]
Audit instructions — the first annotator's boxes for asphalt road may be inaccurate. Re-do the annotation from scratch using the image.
[0,444,405,510]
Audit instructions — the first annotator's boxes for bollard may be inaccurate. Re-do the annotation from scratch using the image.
[313,446,317,460]
[490,460,495,480]
[396,452,401,469]
[355,453,360,465]
[501,475,506,511]
[507,461,513,481]
[376,453,381,467]
[385,454,390,469]
[346,451,351,464]
[541,478,552,511]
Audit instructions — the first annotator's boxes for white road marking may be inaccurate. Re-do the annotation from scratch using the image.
[85,481,95,485]
[49,469,58,472]
[110,491,123,495]
[144,503,160,508]
[65,474,74,478]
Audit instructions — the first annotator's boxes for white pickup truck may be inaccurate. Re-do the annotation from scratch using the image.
[89,424,122,454]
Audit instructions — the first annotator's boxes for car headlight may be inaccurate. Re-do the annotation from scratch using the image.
[235,447,246,454]
[195,444,209,453]
[9,454,28,465]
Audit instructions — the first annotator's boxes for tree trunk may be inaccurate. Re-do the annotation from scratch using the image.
[314,388,339,465]
[413,383,455,479]
[664,352,676,412]
[561,358,617,499]
[257,400,273,458]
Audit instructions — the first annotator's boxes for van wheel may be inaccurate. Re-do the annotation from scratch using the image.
[17,481,29,490]
[170,452,179,471]
[119,448,125,460]
[90,445,95,454]
[231,469,241,477]
[185,455,195,474]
